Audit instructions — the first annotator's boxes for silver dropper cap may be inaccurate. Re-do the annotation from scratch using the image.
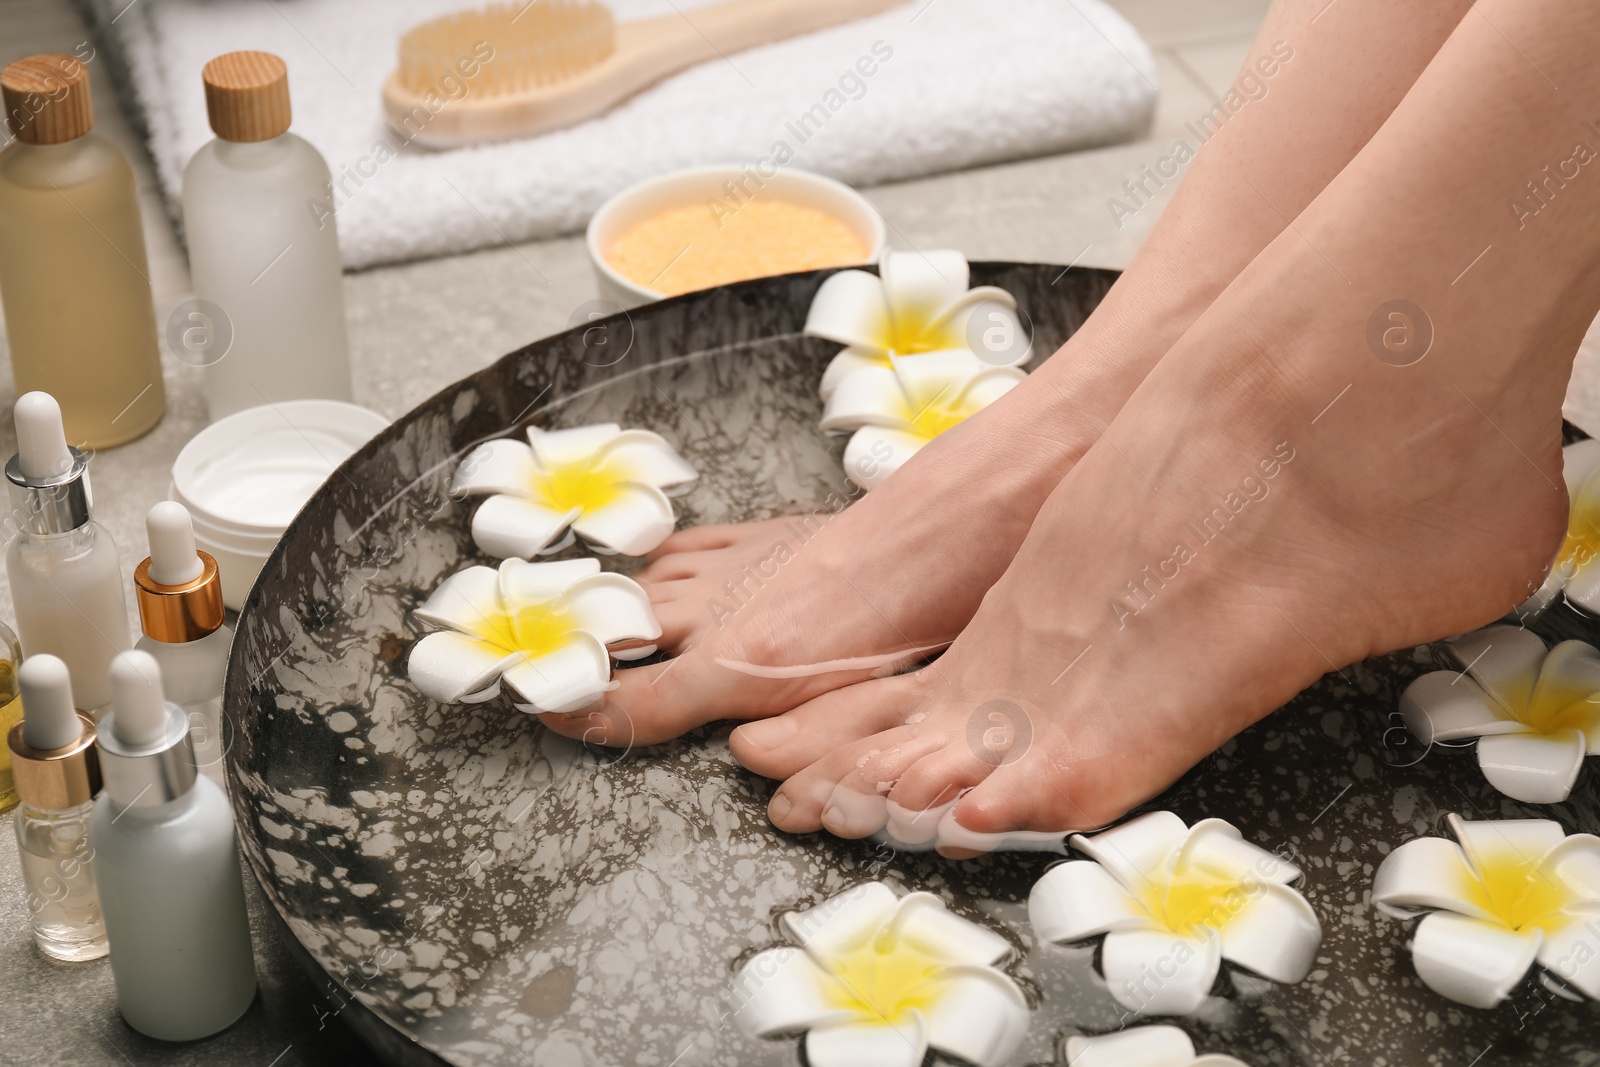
[5,392,91,535]
[98,651,196,809]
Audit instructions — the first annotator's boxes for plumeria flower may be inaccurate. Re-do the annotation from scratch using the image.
[822,349,1026,490]
[451,423,697,559]
[730,882,1029,1067]
[1399,625,1600,804]
[1518,438,1600,616]
[407,557,659,714]
[805,249,1032,401]
[1063,1025,1249,1066]
[1029,812,1321,1016]
[1372,814,1600,1008]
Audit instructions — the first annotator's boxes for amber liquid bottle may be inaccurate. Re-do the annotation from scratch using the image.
[0,54,165,448]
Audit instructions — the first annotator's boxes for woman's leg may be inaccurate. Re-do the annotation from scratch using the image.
[752,0,1600,845]
[547,0,1477,747]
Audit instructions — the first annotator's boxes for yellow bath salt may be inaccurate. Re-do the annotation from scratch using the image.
[606,199,870,296]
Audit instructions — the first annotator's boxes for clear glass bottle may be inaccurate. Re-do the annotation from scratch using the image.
[134,502,233,783]
[0,54,166,447]
[0,622,23,812]
[5,393,133,714]
[9,653,107,961]
[183,51,352,421]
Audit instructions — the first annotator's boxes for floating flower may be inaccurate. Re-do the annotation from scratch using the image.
[1518,438,1600,616]
[822,349,1026,490]
[1371,814,1600,1007]
[1028,812,1320,1016]
[730,882,1029,1067]
[1063,1025,1249,1066]
[1399,626,1600,803]
[805,249,1031,401]
[451,423,697,559]
[407,557,658,713]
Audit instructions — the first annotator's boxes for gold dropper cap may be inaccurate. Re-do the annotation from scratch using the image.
[8,715,100,809]
[135,551,225,643]
[202,51,291,143]
[1,54,94,145]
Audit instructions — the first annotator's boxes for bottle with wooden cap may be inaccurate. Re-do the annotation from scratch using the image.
[183,51,353,421]
[0,54,167,447]
[134,501,232,782]
[8,654,108,961]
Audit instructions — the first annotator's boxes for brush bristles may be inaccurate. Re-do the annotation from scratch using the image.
[396,1,615,96]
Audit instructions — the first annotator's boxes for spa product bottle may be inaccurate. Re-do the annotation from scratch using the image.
[0,54,166,447]
[0,620,24,812]
[134,502,232,783]
[90,651,256,1040]
[8,654,107,961]
[183,51,353,421]
[5,392,133,713]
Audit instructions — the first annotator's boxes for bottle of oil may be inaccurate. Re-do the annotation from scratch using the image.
[0,54,166,448]
[0,620,23,812]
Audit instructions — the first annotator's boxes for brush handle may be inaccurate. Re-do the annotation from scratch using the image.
[385,0,910,147]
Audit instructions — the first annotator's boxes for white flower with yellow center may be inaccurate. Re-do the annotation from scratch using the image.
[1028,812,1321,1016]
[407,557,659,714]
[1399,626,1600,804]
[730,882,1029,1067]
[1372,814,1600,1008]
[451,423,697,559]
[1519,438,1600,616]
[805,249,1032,401]
[822,349,1026,490]
[1063,1025,1250,1066]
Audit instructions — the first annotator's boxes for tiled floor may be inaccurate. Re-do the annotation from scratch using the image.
[0,2,1269,1065]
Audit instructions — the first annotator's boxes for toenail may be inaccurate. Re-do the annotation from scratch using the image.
[769,793,793,822]
[820,804,843,831]
[736,716,797,751]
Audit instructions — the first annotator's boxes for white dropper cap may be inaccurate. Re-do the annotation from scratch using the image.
[19,654,80,751]
[109,650,170,749]
[146,501,204,586]
[14,391,74,482]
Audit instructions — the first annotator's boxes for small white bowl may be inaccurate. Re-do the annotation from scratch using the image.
[587,165,887,309]
[172,400,390,610]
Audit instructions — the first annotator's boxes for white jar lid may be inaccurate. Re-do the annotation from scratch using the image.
[172,400,389,536]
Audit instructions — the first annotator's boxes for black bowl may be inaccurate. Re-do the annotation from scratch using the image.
[225,263,1600,1067]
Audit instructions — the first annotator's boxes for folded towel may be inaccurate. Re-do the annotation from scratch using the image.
[81,0,1158,270]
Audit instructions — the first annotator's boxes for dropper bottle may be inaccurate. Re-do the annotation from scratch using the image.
[134,502,232,782]
[89,650,256,1040]
[8,653,107,960]
[4,391,133,713]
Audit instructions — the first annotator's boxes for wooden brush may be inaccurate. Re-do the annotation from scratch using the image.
[384,0,905,148]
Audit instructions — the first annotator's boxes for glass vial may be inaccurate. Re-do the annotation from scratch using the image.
[134,502,233,783]
[8,654,107,961]
[0,620,23,812]
[5,393,133,713]
[0,54,166,447]
[183,51,352,421]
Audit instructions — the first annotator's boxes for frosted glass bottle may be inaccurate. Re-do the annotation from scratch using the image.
[183,51,352,421]
[90,651,257,1040]
[134,502,233,783]
[0,55,166,447]
[5,393,133,713]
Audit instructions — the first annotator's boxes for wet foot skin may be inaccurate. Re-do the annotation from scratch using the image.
[735,0,1600,847]
[539,0,1480,749]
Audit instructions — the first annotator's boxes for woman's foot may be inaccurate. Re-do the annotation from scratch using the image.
[539,0,1481,748]
[735,0,1600,840]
